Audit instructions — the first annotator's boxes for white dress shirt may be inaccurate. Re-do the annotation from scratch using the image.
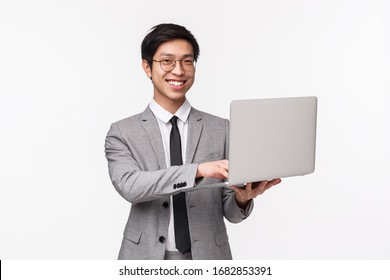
[149,98,192,252]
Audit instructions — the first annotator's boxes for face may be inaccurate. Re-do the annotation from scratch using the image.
[142,39,196,113]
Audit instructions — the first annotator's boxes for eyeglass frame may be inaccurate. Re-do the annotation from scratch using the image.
[152,57,196,72]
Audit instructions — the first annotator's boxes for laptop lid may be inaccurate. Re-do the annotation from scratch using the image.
[228,96,317,185]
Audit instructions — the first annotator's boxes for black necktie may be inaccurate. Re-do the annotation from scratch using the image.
[170,116,191,253]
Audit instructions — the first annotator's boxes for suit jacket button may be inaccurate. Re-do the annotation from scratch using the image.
[183,182,187,187]
[159,236,166,243]
[173,184,177,189]
[163,201,169,208]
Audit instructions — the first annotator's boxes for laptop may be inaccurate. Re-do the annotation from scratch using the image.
[193,96,318,190]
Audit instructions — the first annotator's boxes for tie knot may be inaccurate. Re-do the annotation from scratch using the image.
[170,116,178,126]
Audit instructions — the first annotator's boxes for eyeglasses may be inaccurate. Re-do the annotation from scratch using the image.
[152,57,196,72]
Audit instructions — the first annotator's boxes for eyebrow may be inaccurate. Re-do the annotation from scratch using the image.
[158,53,194,58]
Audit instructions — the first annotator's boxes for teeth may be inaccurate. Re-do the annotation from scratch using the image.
[168,80,184,86]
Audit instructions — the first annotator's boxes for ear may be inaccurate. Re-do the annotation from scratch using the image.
[142,59,152,79]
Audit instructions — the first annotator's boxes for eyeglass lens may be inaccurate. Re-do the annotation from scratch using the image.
[159,58,195,72]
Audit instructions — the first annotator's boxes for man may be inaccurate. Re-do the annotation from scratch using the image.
[105,23,281,260]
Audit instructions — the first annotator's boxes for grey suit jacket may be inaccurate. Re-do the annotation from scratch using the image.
[105,106,253,259]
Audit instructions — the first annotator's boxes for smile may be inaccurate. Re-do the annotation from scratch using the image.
[167,80,186,87]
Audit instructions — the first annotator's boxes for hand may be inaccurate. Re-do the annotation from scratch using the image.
[231,179,282,209]
[196,159,229,179]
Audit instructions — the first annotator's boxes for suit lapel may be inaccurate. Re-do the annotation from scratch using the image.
[139,106,203,168]
[140,107,167,169]
[186,108,203,164]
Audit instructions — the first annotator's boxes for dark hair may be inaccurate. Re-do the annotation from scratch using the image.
[141,23,200,68]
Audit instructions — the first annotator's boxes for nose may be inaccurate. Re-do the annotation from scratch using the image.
[171,60,184,75]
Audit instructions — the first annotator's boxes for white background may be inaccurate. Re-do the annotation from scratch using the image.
[0,0,389,259]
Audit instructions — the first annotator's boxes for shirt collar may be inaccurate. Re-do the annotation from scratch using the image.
[149,99,191,124]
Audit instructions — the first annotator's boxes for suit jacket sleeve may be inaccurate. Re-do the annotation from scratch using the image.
[105,121,198,204]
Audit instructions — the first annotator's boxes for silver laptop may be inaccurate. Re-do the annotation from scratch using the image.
[194,96,317,189]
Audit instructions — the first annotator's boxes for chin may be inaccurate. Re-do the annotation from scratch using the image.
[166,90,187,101]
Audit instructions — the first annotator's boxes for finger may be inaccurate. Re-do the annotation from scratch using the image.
[219,161,229,171]
[253,179,281,197]
[250,181,261,189]
[260,180,268,188]
[272,178,282,185]
[245,182,253,192]
[230,185,245,196]
[216,165,228,179]
[248,181,266,196]
[215,161,228,178]
[251,180,267,193]
[244,182,258,200]
[264,178,281,190]
[219,160,229,171]
[261,183,273,193]
[221,168,228,179]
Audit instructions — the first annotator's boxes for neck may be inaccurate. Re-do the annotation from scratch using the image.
[153,96,185,114]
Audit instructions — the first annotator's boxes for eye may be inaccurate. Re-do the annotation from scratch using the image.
[161,58,174,65]
[183,59,194,65]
